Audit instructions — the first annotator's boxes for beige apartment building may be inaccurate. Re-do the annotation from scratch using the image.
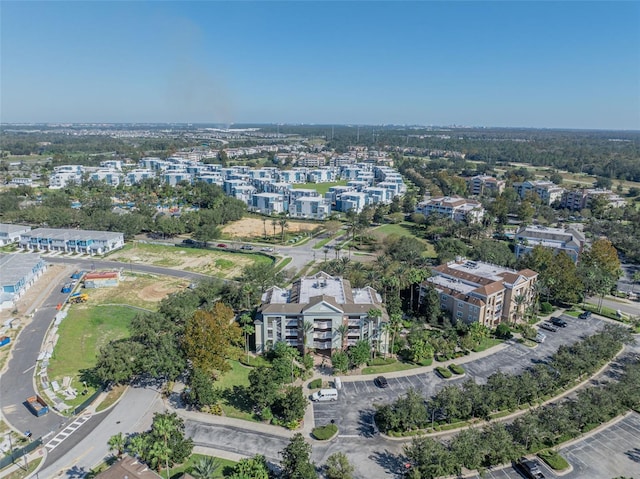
[420,258,538,327]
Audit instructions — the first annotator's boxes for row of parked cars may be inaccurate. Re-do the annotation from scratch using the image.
[535,311,592,343]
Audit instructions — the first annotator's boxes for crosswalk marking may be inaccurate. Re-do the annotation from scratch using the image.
[45,414,91,452]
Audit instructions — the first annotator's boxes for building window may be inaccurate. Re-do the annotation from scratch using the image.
[456,311,463,318]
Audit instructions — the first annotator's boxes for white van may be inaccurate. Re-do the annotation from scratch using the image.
[311,388,338,402]
[334,377,342,390]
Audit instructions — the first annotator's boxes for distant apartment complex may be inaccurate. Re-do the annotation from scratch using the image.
[0,253,47,310]
[513,180,565,205]
[420,258,538,327]
[256,272,388,354]
[514,225,585,263]
[416,196,485,223]
[560,188,626,210]
[466,175,506,196]
[19,228,125,255]
[47,155,407,220]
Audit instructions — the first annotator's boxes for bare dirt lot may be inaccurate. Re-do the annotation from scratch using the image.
[85,272,190,310]
[109,243,271,279]
[221,217,321,239]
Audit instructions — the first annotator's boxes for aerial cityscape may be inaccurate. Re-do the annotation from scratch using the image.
[1,2,639,479]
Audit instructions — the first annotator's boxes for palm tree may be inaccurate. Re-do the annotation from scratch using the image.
[262,217,267,239]
[300,320,314,355]
[279,216,289,243]
[512,294,527,325]
[271,218,278,239]
[239,313,254,362]
[367,308,383,359]
[126,434,146,459]
[108,432,125,458]
[190,456,221,479]
[148,440,172,476]
[153,415,174,478]
[336,323,349,351]
[388,313,402,359]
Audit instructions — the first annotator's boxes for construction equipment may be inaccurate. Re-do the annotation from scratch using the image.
[68,293,89,304]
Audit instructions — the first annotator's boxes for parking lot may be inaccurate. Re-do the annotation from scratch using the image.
[314,314,605,437]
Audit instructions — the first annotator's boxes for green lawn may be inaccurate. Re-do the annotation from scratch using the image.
[168,454,237,479]
[215,360,257,421]
[47,305,137,407]
[472,337,503,352]
[373,223,437,257]
[215,360,251,390]
[292,180,348,195]
[361,360,421,375]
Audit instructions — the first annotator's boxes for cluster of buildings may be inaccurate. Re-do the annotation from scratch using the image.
[256,271,388,354]
[416,196,485,223]
[1,226,125,255]
[514,225,585,263]
[513,180,625,210]
[45,155,406,219]
[420,258,538,328]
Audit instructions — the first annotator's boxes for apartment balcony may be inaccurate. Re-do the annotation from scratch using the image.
[313,332,333,340]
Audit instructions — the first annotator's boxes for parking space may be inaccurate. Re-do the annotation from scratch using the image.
[466,459,556,479]
[560,412,640,479]
[313,315,608,437]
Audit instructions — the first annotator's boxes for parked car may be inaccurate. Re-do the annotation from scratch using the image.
[216,243,227,248]
[539,322,558,332]
[579,311,592,320]
[240,245,253,250]
[550,316,568,327]
[374,376,389,388]
[515,457,545,479]
[534,332,546,344]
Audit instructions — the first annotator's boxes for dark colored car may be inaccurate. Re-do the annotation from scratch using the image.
[216,243,227,248]
[550,317,568,327]
[579,311,592,320]
[539,322,558,332]
[515,457,545,479]
[374,376,389,388]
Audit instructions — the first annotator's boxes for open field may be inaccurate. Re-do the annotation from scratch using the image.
[372,222,437,257]
[47,305,137,407]
[292,180,348,195]
[108,242,272,278]
[84,272,190,311]
[220,217,321,240]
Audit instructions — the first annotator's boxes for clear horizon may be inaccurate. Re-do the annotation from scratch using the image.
[2,1,639,130]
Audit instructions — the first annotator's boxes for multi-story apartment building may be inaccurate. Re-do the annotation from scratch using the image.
[0,223,31,246]
[49,165,83,189]
[89,169,123,187]
[250,193,286,215]
[514,225,585,263]
[513,180,564,205]
[466,175,506,196]
[336,191,368,213]
[560,188,627,210]
[256,272,388,354]
[420,258,538,327]
[19,228,125,255]
[289,196,331,220]
[416,196,485,223]
[125,169,155,185]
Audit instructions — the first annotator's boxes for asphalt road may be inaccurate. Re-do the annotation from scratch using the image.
[0,266,76,439]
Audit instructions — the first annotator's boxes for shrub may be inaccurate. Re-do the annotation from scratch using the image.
[312,424,338,440]
[308,378,322,389]
[495,323,512,339]
[367,357,396,366]
[435,366,452,379]
[537,450,569,470]
[540,302,553,314]
[448,364,465,375]
[259,407,273,422]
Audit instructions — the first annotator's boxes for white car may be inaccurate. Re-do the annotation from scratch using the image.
[534,332,546,344]
[261,247,274,252]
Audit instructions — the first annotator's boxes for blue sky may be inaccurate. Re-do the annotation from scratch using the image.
[1,1,639,129]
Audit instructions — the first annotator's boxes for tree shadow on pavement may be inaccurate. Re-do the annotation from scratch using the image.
[370,449,406,478]
[357,408,377,438]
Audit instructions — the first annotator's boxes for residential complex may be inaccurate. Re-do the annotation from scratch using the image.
[416,196,485,223]
[560,188,627,210]
[256,272,388,354]
[420,258,538,327]
[0,223,31,246]
[466,175,506,196]
[45,156,406,219]
[514,225,585,263]
[513,180,565,205]
[19,228,125,255]
[0,253,47,310]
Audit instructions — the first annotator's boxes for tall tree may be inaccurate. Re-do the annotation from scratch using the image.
[280,433,317,479]
[182,304,243,374]
[324,452,354,479]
